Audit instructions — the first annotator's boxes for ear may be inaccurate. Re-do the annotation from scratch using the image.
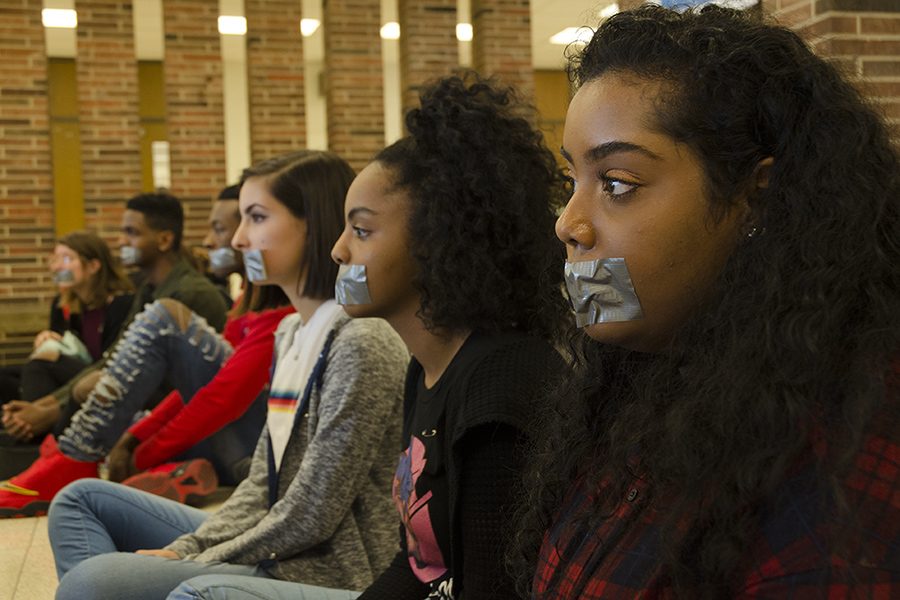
[85,258,102,277]
[753,157,774,191]
[740,157,774,239]
[157,230,175,253]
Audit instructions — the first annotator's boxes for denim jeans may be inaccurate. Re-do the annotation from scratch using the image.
[168,576,361,600]
[49,479,271,600]
[56,300,257,482]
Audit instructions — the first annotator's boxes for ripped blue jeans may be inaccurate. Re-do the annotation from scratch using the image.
[57,300,254,481]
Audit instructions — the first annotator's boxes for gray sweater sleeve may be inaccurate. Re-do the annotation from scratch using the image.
[165,423,271,558]
[169,318,408,566]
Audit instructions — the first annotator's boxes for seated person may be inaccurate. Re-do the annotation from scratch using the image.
[0,188,291,516]
[48,150,409,600]
[0,231,133,407]
[108,187,296,498]
[1,192,229,443]
[515,6,899,598]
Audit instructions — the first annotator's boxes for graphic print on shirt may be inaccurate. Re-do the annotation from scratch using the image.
[394,435,453,597]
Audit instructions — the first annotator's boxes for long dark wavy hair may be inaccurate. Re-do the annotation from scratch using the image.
[375,75,570,342]
[512,6,900,597]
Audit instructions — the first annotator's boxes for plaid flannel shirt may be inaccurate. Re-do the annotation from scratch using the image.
[535,370,899,599]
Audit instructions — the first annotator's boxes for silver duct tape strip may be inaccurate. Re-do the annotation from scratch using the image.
[335,264,372,305]
[209,247,239,272]
[564,258,643,327]
[53,270,75,284]
[242,249,268,283]
[120,246,141,266]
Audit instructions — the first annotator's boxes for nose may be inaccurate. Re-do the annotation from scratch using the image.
[330,228,349,265]
[202,230,215,249]
[555,191,596,258]
[231,219,248,251]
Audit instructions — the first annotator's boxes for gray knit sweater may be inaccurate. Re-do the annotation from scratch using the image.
[165,314,408,591]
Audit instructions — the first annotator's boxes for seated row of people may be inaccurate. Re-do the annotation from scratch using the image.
[1,6,898,598]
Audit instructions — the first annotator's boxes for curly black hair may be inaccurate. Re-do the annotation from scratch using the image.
[512,5,900,597]
[375,75,570,342]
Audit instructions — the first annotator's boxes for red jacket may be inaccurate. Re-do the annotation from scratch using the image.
[129,305,294,470]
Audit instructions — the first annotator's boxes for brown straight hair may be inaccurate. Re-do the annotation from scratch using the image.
[57,230,133,313]
[239,150,355,300]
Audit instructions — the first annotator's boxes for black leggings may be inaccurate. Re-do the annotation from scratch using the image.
[0,365,22,405]
[20,355,89,402]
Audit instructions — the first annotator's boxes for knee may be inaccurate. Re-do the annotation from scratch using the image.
[168,575,219,600]
[49,479,104,525]
[156,298,192,331]
[56,554,125,600]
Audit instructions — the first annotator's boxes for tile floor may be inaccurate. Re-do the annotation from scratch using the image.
[1,516,56,600]
[1,490,230,599]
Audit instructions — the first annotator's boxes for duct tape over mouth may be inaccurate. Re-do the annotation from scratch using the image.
[53,270,75,284]
[564,258,643,327]
[209,247,239,273]
[119,245,141,266]
[242,249,268,283]
[335,264,372,305]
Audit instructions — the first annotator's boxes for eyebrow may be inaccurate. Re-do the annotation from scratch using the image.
[348,207,378,220]
[560,141,662,165]
[242,203,264,214]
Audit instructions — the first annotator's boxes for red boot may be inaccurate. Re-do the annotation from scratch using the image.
[122,458,218,506]
[0,435,99,518]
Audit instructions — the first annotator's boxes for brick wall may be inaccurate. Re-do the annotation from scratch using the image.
[75,0,142,245]
[399,0,459,115]
[246,0,306,162]
[324,0,385,171]
[0,0,55,364]
[764,0,899,140]
[162,0,227,245]
[472,0,534,99]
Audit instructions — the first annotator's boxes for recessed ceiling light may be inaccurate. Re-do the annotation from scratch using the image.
[300,18,320,37]
[549,27,594,46]
[456,23,473,42]
[218,15,247,36]
[380,21,400,40]
[42,8,77,29]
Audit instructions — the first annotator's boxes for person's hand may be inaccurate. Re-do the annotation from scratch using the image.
[2,401,36,440]
[32,330,62,349]
[108,432,140,482]
[135,549,180,559]
[1,397,61,441]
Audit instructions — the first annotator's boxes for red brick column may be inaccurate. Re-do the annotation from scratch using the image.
[162,0,227,246]
[471,0,534,99]
[398,0,459,114]
[0,0,55,362]
[246,0,306,161]
[763,0,899,141]
[75,0,142,244]
[324,0,385,171]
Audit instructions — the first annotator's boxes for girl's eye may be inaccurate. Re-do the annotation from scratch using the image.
[600,176,638,197]
[250,213,266,224]
[352,226,370,240]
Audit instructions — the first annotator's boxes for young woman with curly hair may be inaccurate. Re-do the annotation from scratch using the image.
[510,5,900,599]
[166,76,571,600]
